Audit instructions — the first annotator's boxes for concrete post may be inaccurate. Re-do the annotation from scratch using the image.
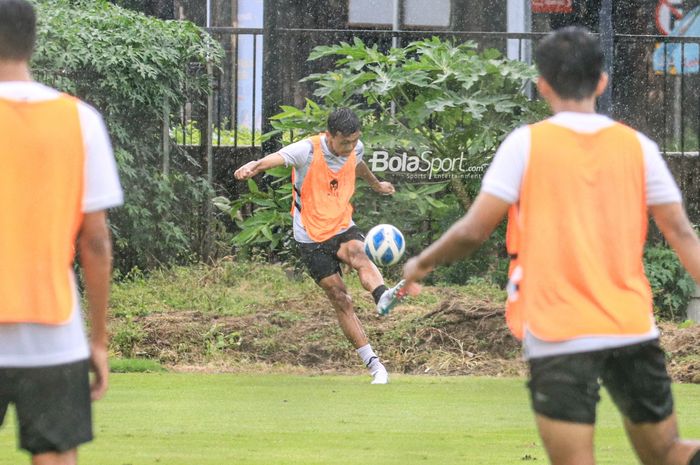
[687,283,700,322]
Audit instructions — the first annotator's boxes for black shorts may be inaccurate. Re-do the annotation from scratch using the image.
[297,226,365,283]
[527,339,673,425]
[0,359,93,454]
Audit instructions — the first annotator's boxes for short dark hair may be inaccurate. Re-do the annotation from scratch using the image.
[535,26,604,101]
[0,0,36,61]
[327,108,361,136]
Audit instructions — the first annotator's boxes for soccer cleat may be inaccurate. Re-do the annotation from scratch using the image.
[370,367,389,384]
[376,280,406,316]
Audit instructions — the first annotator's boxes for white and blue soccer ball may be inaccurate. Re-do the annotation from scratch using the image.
[364,224,405,267]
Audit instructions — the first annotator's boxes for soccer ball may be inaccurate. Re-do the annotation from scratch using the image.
[364,224,405,266]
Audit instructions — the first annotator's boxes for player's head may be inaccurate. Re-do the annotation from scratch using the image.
[326,108,361,157]
[535,26,606,101]
[0,0,36,62]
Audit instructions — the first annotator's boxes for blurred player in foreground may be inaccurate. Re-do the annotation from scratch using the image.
[0,1,123,463]
[403,26,700,465]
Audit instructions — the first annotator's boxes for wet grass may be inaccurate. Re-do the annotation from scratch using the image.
[109,261,321,319]
[2,373,698,465]
[109,358,167,373]
[108,260,505,320]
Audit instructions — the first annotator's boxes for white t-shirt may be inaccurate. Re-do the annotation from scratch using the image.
[0,82,124,368]
[279,135,364,243]
[480,112,682,359]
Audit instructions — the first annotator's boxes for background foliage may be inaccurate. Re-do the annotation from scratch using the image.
[33,3,696,320]
[225,37,696,319]
[33,0,225,272]
[269,37,547,209]
[227,37,545,283]
[644,244,696,321]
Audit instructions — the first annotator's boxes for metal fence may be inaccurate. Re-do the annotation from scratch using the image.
[180,29,700,153]
[174,27,264,149]
[174,28,699,219]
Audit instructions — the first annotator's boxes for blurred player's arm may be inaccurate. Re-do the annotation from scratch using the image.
[78,210,113,401]
[356,161,394,195]
[234,153,286,180]
[403,192,510,285]
[651,202,700,283]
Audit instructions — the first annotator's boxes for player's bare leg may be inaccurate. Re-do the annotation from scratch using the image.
[318,273,368,348]
[337,240,405,316]
[318,272,388,384]
[33,450,77,465]
[337,240,383,292]
[535,415,595,465]
[624,413,700,465]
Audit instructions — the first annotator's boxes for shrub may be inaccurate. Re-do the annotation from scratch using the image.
[111,318,144,358]
[269,37,547,209]
[33,0,226,273]
[644,244,696,321]
[222,37,544,284]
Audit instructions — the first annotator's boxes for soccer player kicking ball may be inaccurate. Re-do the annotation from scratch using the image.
[234,108,404,384]
[0,1,123,464]
[402,27,700,465]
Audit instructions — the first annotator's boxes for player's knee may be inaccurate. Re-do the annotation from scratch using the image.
[647,437,681,465]
[662,442,700,465]
[350,250,373,271]
[689,448,700,465]
[325,284,351,308]
[352,251,381,277]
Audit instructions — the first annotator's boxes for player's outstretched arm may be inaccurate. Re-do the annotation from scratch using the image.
[234,152,286,180]
[403,192,510,289]
[77,210,113,401]
[651,202,700,283]
[356,161,395,195]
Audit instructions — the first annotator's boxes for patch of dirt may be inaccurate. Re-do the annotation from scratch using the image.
[660,322,700,383]
[376,291,524,377]
[113,290,700,382]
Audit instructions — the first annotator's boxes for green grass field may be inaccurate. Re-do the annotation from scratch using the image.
[1,374,699,464]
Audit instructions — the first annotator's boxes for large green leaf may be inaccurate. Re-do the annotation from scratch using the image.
[241,36,548,264]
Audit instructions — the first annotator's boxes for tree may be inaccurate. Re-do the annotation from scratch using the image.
[33,0,225,272]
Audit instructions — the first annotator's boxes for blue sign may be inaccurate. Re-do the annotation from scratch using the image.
[653,6,700,74]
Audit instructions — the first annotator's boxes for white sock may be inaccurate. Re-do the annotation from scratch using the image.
[357,344,383,372]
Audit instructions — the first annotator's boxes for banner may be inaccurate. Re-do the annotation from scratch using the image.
[532,0,573,14]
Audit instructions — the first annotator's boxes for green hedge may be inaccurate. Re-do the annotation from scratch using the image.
[34,0,226,272]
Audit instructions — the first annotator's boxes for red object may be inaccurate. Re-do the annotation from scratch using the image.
[532,0,574,14]
[655,0,684,35]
